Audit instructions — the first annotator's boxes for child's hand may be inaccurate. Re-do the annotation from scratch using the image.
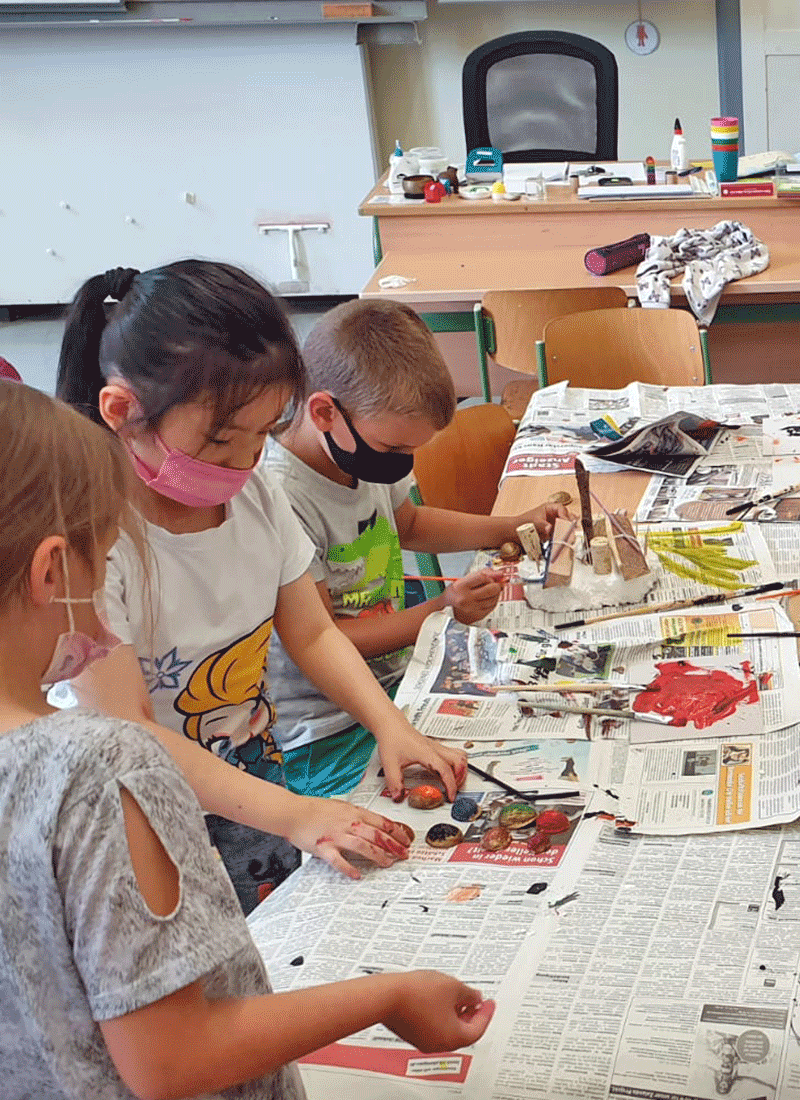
[513,501,572,542]
[382,971,495,1052]
[288,798,412,879]
[376,724,467,802]
[443,569,504,624]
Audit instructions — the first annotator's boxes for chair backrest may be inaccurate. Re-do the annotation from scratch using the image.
[463,31,618,163]
[482,287,630,378]
[413,404,516,516]
[542,308,706,388]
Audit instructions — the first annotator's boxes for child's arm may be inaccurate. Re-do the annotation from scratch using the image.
[395,497,570,554]
[100,789,494,1100]
[72,648,411,876]
[317,571,504,659]
[274,572,467,799]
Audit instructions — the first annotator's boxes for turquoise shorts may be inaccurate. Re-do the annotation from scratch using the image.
[281,683,399,798]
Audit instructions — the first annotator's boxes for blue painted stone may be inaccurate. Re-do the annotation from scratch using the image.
[451,796,480,822]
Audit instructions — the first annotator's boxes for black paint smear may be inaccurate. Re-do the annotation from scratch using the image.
[527,882,548,895]
[290,956,304,967]
[773,876,787,911]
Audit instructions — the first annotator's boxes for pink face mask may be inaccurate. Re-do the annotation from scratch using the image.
[41,555,122,686]
[126,434,253,508]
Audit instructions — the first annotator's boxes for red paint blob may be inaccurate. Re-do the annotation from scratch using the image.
[535,810,570,835]
[633,660,758,729]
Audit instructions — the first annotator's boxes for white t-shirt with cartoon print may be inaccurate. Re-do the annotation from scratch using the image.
[105,467,314,779]
[265,439,414,751]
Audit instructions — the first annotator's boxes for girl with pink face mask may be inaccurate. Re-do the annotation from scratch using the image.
[56,260,466,913]
[0,379,493,1100]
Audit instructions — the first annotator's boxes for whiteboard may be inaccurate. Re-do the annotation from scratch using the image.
[0,22,377,303]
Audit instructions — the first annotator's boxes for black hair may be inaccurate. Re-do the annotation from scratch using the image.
[57,260,305,433]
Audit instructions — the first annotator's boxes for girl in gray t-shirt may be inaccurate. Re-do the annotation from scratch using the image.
[0,365,493,1099]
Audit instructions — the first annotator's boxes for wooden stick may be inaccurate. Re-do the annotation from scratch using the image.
[574,459,595,563]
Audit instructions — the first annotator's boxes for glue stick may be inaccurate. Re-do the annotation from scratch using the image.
[670,118,688,172]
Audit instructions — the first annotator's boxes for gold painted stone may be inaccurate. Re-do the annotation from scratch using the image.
[407,785,445,810]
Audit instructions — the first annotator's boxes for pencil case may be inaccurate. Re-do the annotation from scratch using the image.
[584,233,651,275]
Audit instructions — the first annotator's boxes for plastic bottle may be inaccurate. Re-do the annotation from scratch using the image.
[670,118,688,172]
[387,140,420,195]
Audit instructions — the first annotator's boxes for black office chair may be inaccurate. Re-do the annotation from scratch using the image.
[462,30,618,163]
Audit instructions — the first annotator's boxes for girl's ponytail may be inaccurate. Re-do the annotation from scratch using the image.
[57,267,139,426]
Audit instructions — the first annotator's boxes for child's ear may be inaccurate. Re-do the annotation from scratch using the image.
[307,391,337,433]
[99,383,142,433]
[28,537,66,608]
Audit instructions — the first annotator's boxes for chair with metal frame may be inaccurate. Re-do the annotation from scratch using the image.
[474,286,630,409]
[541,307,710,389]
[462,30,618,164]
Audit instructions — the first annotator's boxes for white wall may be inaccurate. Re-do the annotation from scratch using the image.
[368,0,720,169]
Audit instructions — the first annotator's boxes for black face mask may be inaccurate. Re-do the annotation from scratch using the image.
[324,398,415,485]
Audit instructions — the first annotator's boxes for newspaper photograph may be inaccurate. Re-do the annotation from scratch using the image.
[585,412,732,479]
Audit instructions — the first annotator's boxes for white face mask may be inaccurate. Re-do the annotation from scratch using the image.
[41,552,122,687]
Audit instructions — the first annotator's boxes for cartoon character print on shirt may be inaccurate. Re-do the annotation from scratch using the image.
[327,509,405,619]
[172,618,284,780]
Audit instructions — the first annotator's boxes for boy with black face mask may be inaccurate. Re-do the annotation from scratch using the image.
[267,299,565,799]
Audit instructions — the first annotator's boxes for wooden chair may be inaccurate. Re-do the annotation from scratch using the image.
[475,286,629,408]
[542,307,709,388]
[410,403,517,597]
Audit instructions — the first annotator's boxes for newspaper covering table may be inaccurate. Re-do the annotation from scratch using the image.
[501,383,800,528]
[245,382,800,1099]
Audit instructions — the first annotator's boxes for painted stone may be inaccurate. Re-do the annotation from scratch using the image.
[481,825,512,852]
[407,785,445,810]
[498,802,538,829]
[425,823,464,848]
[398,823,415,844]
[526,830,551,854]
[451,796,481,822]
[499,541,522,561]
[535,809,571,835]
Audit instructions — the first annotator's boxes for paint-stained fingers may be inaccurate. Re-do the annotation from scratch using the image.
[357,809,413,849]
[313,841,362,880]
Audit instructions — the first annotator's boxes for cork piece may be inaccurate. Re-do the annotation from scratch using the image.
[516,522,542,563]
[543,517,576,588]
[590,536,613,575]
[574,460,595,565]
[611,511,650,581]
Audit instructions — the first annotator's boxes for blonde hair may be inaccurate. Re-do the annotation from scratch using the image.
[0,379,145,610]
[300,300,456,429]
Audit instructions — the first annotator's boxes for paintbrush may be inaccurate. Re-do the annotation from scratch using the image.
[726,483,800,516]
[727,632,800,639]
[466,762,581,803]
[515,697,673,724]
[554,581,786,630]
[491,682,647,694]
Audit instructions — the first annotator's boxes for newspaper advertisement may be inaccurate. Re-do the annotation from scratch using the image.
[502,381,800,482]
[470,821,800,1100]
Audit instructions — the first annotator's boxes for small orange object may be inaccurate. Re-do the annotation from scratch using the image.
[322,3,375,16]
[407,784,445,810]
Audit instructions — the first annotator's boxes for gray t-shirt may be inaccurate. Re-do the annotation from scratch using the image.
[265,440,414,750]
[0,708,305,1100]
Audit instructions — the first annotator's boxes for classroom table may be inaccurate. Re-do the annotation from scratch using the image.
[360,178,800,262]
[360,179,800,396]
[249,386,800,1099]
